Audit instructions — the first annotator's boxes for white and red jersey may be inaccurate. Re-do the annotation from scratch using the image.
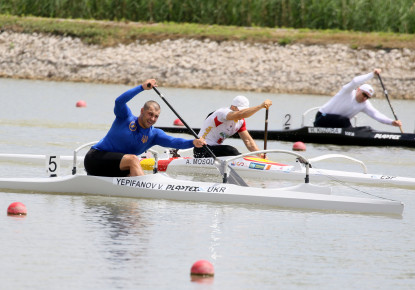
[198,107,247,145]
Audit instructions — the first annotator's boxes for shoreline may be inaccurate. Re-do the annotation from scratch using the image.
[1,31,414,99]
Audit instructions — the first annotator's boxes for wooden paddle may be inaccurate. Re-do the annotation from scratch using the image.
[377,74,403,133]
[263,108,269,158]
[151,85,248,187]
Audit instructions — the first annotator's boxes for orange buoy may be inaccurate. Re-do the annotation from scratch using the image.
[173,118,184,126]
[190,260,214,276]
[7,202,27,215]
[292,141,306,151]
[76,100,87,107]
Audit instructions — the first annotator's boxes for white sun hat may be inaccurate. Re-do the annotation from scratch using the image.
[359,84,375,98]
[231,95,250,110]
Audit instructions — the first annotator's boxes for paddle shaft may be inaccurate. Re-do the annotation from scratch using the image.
[264,108,269,158]
[377,74,403,133]
[151,86,248,186]
[152,87,217,158]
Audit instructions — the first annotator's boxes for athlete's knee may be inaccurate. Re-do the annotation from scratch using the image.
[121,154,141,169]
[128,154,140,163]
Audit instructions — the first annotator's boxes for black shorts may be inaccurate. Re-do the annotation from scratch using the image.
[84,148,130,177]
[193,145,241,158]
[314,111,352,128]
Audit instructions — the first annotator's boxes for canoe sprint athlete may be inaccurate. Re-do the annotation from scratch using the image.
[84,79,206,177]
[314,69,403,128]
[194,95,272,159]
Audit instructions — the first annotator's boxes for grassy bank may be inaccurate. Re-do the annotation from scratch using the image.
[1,0,415,34]
[1,15,415,49]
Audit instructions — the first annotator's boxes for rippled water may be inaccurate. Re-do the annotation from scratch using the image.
[1,78,415,289]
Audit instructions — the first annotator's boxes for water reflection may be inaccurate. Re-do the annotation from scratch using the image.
[82,197,151,265]
[7,215,27,219]
[190,275,214,284]
[209,208,223,261]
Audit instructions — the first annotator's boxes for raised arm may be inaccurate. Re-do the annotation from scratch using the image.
[114,79,156,118]
[227,99,272,120]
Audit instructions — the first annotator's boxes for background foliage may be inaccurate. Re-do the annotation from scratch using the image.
[1,0,415,34]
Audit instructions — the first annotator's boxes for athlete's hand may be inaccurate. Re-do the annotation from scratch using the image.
[392,120,402,127]
[262,99,272,109]
[374,69,382,75]
[143,79,157,90]
[193,138,206,148]
[259,153,267,159]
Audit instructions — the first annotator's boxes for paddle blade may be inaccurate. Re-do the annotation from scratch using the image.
[227,166,249,186]
[214,160,249,187]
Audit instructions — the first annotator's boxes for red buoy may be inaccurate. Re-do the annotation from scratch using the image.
[7,202,27,215]
[173,118,184,126]
[292,141,306,151]
[76,100,87,107]
[190,260,214,276]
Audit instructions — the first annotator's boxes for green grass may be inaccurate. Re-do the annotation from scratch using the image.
[1,14,415,49]
[1,0,415,33]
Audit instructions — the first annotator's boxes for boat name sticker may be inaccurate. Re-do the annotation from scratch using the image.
[379,175,397,180]
[249,162,266,170]
[114,178,227,193]
[374,134,401,140]
[308,127,342,134]
[185,158,215,165]
[309,128,401,139]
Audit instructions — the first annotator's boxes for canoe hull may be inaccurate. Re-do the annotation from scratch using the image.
[0,174,403,215]
[157,126,415,148]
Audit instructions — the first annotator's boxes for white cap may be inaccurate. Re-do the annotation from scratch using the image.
[231,95,249,110]
[359,84,375,98]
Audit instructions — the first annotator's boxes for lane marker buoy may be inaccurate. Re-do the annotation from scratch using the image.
[173,118,184,126]
[293,141,306,151]
[76,100,87,107]
[7,202,27,215]
[190,260,214,276]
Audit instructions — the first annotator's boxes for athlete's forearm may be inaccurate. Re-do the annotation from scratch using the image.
[246,140,259,152]
[365,107,394,124]
[114,84,144,117]
[115,85,144,105]
[228,105,263,120]
[155,129,194,149]
[351,72,374,88]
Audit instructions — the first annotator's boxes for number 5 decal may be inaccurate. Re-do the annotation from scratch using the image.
[46,155,60,177]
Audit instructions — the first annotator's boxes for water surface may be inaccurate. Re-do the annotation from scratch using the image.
[1,78,415,289]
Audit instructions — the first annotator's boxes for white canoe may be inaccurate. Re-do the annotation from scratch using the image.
[0,173,404,215]
[141,149,415,189]
[1,148,415,188]
[159,157,415,188]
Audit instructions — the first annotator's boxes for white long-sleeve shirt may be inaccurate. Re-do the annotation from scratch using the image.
[319,72,394,124]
